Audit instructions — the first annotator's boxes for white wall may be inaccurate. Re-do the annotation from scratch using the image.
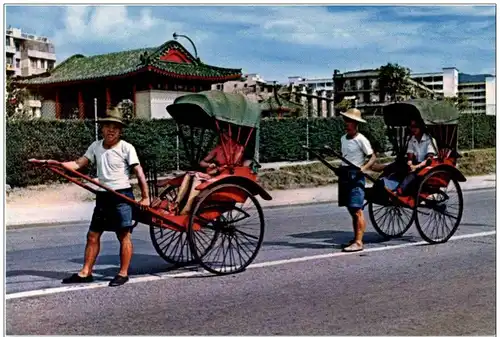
[442,67,459,97]
[485,76,496,115]
[150,90,190,119]
[135,90,190,119]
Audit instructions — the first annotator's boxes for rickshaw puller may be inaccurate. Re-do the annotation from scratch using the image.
[338,108,377,253]
[60,108,150,287]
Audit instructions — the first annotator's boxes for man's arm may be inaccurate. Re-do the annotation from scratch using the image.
[361,153,377,172]
[133,164,150,206]
[62,156,90,170]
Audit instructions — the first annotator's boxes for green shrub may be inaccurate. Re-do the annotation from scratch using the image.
[7,114,495,187]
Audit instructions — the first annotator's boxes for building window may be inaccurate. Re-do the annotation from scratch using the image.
[6,56,13,65]
[6,38,10,46]
[30,58,36,68]
[15,42,20,51]
[16,59,20,68]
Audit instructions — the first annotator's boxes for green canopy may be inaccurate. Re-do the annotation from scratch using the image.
[383,99,460,126]
[166,90,262,129]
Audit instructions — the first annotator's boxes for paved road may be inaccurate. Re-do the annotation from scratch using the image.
[6,189,496,335]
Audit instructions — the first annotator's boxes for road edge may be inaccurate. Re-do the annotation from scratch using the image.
[6,186,495,231]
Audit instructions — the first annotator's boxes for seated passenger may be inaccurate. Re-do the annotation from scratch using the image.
[393,119,438,195]
[163,130,245,215]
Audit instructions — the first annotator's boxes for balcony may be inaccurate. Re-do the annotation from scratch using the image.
[27,49,56,61]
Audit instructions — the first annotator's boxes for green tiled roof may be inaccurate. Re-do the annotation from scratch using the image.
[19,41,242,85]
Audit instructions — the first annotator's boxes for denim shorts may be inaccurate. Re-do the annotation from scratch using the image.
[338,168,366,210]
[89,188,135,233]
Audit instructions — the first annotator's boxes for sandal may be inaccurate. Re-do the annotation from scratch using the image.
[342,242,364,252]
[109,274,129,287]
[62,273,94,284]
[340,239,356,248]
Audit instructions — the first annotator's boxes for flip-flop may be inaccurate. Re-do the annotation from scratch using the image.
[340,239,356,248]
[342,242,364,252]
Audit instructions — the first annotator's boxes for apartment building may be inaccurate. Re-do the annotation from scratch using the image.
[410,67,459,97]
[287,76,334,93]
[457,73,496,115]
[289,66,495,114]
[6,27,56,78]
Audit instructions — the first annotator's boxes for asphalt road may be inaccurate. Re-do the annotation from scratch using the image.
[6,189,496,335]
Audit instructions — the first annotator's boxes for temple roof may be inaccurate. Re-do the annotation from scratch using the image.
[18,40,242,86]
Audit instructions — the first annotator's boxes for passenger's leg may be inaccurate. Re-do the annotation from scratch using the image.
[180,175,203,215]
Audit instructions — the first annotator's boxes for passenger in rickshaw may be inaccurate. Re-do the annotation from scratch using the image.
[338,108,377,252]
[157,127,247,215]
[372,119,438,196]
[395,118,438,195]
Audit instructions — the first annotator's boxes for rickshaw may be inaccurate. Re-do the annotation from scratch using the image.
[305,99,465,244]
[29,90,272,276]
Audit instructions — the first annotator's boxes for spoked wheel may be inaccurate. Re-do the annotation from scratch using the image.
[149,185,196,266]
[369,201,414,239]
[188,183,265,275]
[414,169,463,244]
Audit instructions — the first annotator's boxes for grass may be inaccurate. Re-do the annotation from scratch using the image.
[258,148,495,190]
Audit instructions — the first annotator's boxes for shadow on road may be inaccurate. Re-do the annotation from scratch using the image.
[263,229,411,250]
[6,253,195,283]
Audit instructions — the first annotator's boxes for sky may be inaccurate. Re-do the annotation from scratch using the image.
[5,4,496,83]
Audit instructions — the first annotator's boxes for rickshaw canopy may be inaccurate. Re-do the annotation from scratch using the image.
[383,99,460,126]
[166,90,262,129]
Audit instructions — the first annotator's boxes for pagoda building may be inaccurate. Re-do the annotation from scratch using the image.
[17,39,242,119]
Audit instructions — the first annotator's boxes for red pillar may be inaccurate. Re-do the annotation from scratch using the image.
[106,87,111,109]
[132,84,136,117]
[78,90,85,119]
[55,89,61,119]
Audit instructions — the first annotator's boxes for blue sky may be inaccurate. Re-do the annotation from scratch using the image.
[5,5,496,82]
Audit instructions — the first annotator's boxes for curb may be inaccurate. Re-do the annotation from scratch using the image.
[6,185,495,231]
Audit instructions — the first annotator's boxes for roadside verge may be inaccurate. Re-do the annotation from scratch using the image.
[5,174,495,230]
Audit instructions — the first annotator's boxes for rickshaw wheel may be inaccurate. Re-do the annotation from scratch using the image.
[368,201,414,239]
[149,185,196,266]
[414,169,463,244]
[187,183,265,276]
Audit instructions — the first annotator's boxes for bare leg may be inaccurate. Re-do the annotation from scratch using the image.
[353,209,366,245]
[116,230,133,277]
[175,174,192,205]
[180,175,202,215]
[79,231,102,277]
[343,208,365,252]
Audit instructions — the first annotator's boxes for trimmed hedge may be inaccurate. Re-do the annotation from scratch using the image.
[6,114,495,187]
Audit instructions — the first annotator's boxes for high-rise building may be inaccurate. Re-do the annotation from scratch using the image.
[6,27,56,78]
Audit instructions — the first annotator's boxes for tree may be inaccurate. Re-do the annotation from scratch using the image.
[117,99,134,121]
[443,94,470,111]
[335,98,353,112]
[377,63,412,102]
[6,77,30,119]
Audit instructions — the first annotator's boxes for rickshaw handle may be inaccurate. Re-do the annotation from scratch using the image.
[322,145,378,183]
[27,158,185,232]
[303,146,377,183]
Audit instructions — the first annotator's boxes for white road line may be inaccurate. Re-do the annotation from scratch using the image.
[6,230,496,300]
